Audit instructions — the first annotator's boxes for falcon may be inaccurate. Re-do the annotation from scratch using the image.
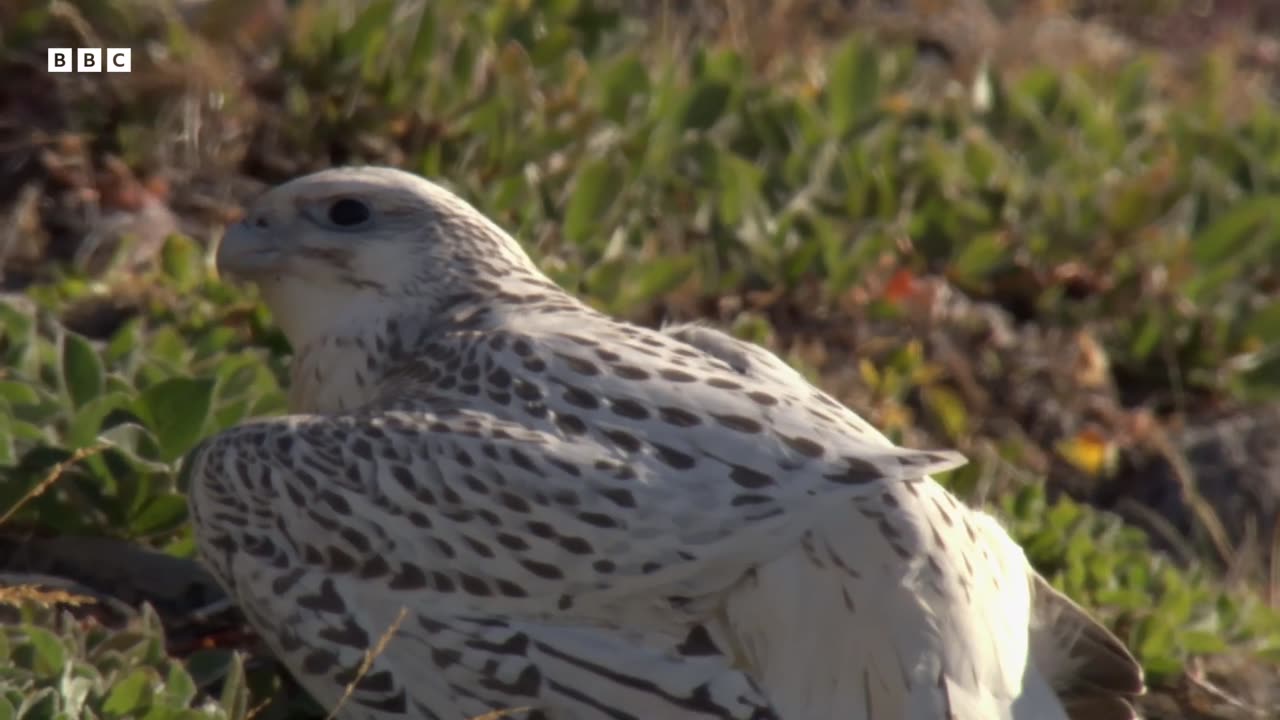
[185,166,1145,719]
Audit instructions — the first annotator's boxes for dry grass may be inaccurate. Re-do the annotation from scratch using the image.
[0,583,96,609]
[0,443,108,527]
[322,607,408,720]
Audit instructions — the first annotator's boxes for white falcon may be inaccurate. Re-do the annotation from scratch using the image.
[186,166,1145,720]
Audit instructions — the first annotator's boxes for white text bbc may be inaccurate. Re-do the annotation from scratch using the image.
[48,48,132,73]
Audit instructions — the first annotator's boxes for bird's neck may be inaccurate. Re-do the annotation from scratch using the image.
[281,272,594,414]
[285,305,429,414]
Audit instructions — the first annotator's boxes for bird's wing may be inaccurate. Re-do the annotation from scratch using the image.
[658,323,1056,718]
[380,319,968,511]
[218,535,782,720]
[660,321,893,442]
[184,402,956,718]
[188,404,961,610]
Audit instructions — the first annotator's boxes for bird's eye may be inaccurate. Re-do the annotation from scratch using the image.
[327,198,371,227]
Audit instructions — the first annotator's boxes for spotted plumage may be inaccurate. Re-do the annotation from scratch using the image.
[187,166,1144,720]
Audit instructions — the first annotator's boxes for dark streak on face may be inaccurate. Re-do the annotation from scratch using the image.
[339,274,388,291]
[296,246,356,271]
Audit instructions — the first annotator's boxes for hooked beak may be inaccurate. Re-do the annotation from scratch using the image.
[215,221,283,280]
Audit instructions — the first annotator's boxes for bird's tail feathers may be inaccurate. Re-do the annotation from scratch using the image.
[1029,574,1146,720]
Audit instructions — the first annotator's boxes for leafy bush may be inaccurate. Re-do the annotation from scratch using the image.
[2,0,1279,717]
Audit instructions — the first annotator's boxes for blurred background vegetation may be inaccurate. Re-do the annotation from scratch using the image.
[2,0,1280,717]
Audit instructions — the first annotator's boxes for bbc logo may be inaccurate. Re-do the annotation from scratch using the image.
[48,48,132,73]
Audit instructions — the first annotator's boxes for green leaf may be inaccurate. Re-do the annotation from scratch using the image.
[615,256,695,310]
[597,54,650,124]
[715,150,763,225]
[129,493,190,537]
[921,385,968,440]
[22,627,66,679]
[1180,629,1228,654]
[681,80,731,131]
[61,332,104,409]
[184,649,234,693]
[160,236,202,292]
[407,4,439,76]
[700,46,746,83]
[8,418,49,443]
[1245,298,1280,343]
[562,158,624,246]
[102,668,153,718]
[583,259,626,301]
[213,355,275,405]
[827,37,879,135]
[163,659,198,707]
[1129,312,1164,362]
[218,653,249,720]
[0,415,12,465]
[339,0,395,59]
[0,380,41,406]
[145,326,194,369]
[67,391,134,449]
[99,423,169,472]
[136,378,216,463]
[1182,192,1274,265]
[950,231,1009,283]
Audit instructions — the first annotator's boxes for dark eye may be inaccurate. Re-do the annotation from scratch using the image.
[327,198,370,227]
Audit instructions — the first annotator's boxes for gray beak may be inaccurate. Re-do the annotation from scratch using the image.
[215,222,282,280]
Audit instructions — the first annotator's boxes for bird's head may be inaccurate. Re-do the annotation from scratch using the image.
[217,166,538,347]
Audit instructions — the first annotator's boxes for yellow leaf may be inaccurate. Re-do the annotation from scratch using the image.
[858,358,880,389]
[922,385,968,439]
[1055,429,1116,476]
[881,92,913,115]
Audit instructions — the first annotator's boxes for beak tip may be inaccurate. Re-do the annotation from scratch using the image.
[213,227,235,279]
[215,222,276,280]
